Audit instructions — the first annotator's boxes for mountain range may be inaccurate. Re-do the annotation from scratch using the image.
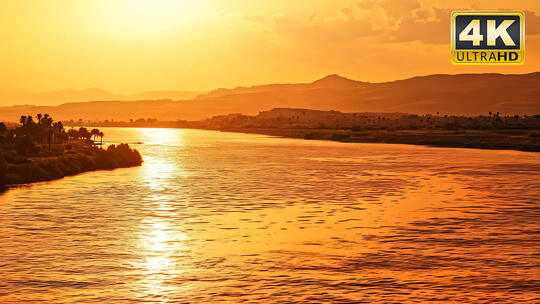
[0,88,203,107]
[0,72,538,122]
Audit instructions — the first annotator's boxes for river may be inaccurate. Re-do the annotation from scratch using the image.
[0,127,538,303]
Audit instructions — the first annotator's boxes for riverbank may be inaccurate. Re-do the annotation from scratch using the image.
[204,127,540,152]
[0,116,143,188]
[0,141,142,188]
[65,108,540,152]
[65,124,540,152]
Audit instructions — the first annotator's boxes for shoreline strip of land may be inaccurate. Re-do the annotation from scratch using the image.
[64,108,540,152]
[204,127,540,152]
[0,116,143,189]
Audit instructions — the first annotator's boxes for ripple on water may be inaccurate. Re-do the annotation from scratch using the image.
[0,128,538,303]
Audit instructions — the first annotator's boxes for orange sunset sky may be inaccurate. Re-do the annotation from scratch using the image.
[1,0,539,95]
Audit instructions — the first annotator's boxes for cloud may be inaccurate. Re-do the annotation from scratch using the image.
[256,0,539,46]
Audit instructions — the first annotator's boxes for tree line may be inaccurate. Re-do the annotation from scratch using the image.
[0,114,105,156]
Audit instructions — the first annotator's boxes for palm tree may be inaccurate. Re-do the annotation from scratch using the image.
[99,132,104,145]
[67,128,77,140]
[41,114,52,128]
[56,122,64,138]
[91,128,100,141]
[47,129,54,152]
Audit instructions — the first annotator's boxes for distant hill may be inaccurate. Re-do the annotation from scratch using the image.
[0,88,204,106]
[194,73,540,115]
[0,72,538,122]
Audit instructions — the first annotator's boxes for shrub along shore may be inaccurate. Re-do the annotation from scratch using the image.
[66,108,540,152]
[215,128,540,152]
[0,114,142,188]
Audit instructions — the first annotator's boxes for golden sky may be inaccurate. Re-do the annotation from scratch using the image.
[1,0,539,94]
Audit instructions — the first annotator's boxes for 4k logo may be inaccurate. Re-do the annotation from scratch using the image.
[451,11,525,65]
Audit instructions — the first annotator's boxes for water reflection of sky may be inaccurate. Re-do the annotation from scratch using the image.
[0,127,538,303]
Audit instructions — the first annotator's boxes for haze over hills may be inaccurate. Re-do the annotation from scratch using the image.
[0,72,538,123]
[0,88,204,106]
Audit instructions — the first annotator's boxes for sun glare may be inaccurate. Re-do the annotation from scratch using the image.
[104,0,204,33]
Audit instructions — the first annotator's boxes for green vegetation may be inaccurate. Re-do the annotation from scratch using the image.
[64,108,540,152]
[0,114,142,188]
[194,108,540,131]
[192,109,540,152]
[300,129,540,152]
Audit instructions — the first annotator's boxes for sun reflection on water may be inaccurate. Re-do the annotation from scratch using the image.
[139,128,189,190]
[140,127,185,146]
[140,220,187,273]
[137,217,188,300]
[135,128,190,300]
[0,127,538,303]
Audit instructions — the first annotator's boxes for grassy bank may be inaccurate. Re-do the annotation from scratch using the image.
[0,142,142,187]
[191,108,539,152]
[211,128,540,152]
[66,108,539,152]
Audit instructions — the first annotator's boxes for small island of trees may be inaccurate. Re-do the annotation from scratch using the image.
[0,114,142,187]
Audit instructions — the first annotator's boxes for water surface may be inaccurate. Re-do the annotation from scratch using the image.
[1,128,538,303]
